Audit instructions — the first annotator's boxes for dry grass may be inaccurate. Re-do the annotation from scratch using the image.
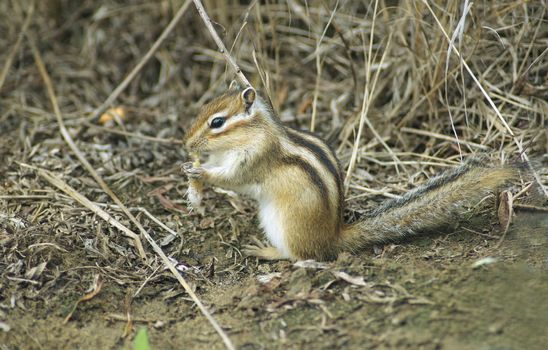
[0,0,547,348]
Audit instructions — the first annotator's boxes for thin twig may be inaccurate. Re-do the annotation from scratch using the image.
[132,207,179,237]
[310,0,339,132]
[347,184,400,199]
[88,0,192,122]
[133,264,162,299]
[344,0,379,191]
[192,0,251,88]
[0,195,50,200]
[19,164,146,258]
[443,0,472,160]
[359,34,401,172]
[401,127,490,150]
[0,0,35,92]
[310,50,322,132]
[83,122,184,145]
[138,227,236,350]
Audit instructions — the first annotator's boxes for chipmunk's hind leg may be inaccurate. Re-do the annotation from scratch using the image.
[242,237,289,260]
[243,245,287,260]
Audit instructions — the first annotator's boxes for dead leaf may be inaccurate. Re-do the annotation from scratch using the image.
[24,261,47,280]
[155,192,188,213]
[257,272,282,284]
[63,274,103,324]
[228,218,240,242]
[257,273,283,293]
[471,256,498,269]
[497,190,513,231]
[227,196,247,213]
[98,107,126,125]
[332,271,368,287]
[297,96,313,114]
[199,217,215,229]
[293,260,330,270]
[147,184,173,196]
[496,190,514,248]
[0,321,10,332]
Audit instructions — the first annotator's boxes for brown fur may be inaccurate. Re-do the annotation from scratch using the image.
[185,89,243,149]
[266,163,339,260]
[185,89,519,261]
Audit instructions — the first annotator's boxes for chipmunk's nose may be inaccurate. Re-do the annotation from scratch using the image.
[184,134,204,152]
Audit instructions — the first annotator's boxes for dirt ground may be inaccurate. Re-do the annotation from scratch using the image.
[1,205,547,350]
[1,0,548,349]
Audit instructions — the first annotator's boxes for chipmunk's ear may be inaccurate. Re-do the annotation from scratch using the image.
[241,87,256,111]
[228,80,242,91]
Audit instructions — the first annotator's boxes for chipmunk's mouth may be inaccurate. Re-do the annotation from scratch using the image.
[185,138,207,152]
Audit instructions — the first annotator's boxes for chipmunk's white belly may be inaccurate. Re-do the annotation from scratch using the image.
[257,199,290,258]
[237,184,290,258]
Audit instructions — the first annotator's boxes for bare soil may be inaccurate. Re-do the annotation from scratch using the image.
[1,201,547,350]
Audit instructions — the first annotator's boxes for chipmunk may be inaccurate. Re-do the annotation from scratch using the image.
[183,84,519,261]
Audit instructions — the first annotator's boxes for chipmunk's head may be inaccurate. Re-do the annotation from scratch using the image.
[185,82,268,154]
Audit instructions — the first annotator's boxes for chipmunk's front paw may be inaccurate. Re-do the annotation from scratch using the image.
[182,162,205,179]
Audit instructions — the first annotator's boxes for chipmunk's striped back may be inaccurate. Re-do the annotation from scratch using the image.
[281,127,344,224]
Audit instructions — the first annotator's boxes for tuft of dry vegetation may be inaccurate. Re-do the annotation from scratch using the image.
[1,0,547,349]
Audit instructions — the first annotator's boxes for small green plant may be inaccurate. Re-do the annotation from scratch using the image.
[133,327,151,350]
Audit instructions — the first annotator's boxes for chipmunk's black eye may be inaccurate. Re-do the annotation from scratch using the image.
[210,117,225,129]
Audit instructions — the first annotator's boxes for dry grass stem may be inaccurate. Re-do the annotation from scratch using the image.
[84,122,184,145]
[21,164,146,257]
[422,0,538,166]
[192,0,251,88]
[0,0,35,92]
[344,0,380,191]
[401,127,490,150]
[89,0,193,122]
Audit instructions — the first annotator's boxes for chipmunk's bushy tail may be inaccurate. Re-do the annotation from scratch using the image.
[339,157,520,252]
